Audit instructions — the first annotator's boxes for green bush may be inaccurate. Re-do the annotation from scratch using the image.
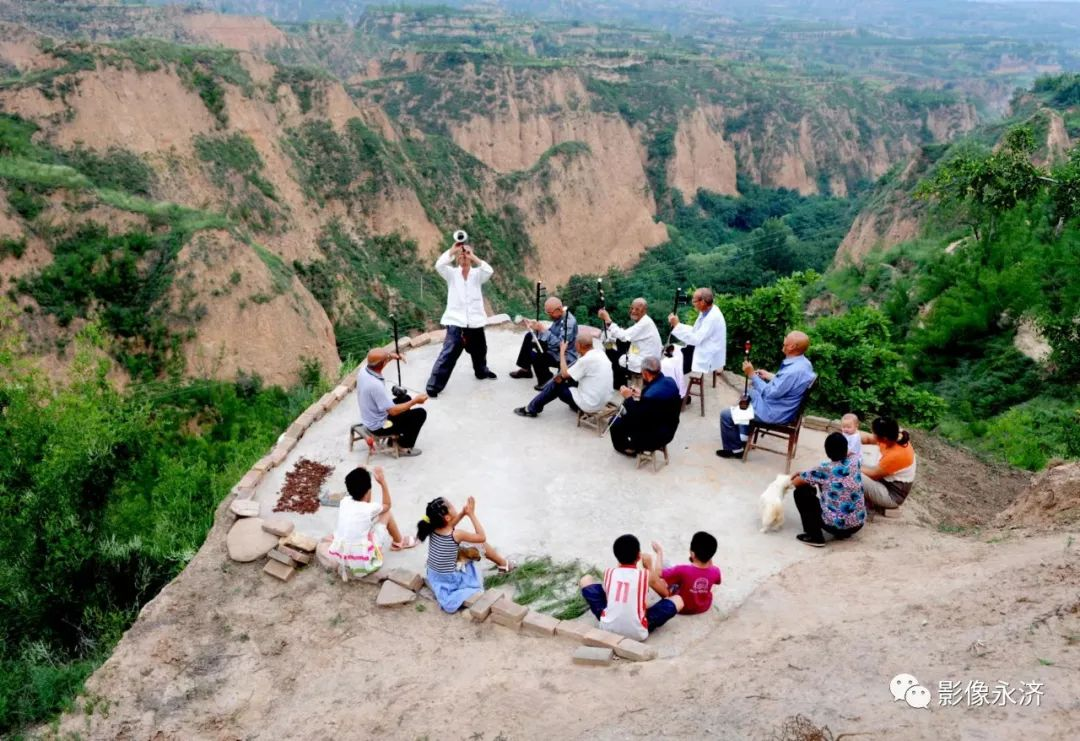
[807,306,946,426]
[59,145,155,197]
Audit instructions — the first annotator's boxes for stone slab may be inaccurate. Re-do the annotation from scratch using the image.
[286,422,305,439]
[236,469,263,490]
[343,371,358,391]
[281,531,318,553]
[332,385,350,401]
[554,620,593,643]
[267,548,297,567]
[376,580,417,607]
[490,599,528,622]
[251,456,275,473]
[263,559,295,582]
[315,541,335,571]
[318,392,337,411]
[410,333,432,348]
[468,589,505,622]
[229,498,260,518]
[278,545,311,565]
[583,628,624,650]
[522,611,560,636]
[491,611,523,630]
[262,518,295,538]
[615,638,658,662]
[572,646,613,666]
[386,568,424,592]
[462,591,484,608]
[429,329,447,342]
[360,570,388,585]
[226,518,280,563]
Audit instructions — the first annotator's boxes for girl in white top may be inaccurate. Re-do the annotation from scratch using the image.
[326,466,416,579]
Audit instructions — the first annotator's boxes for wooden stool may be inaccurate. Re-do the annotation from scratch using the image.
[685,372,705,417]
[637,446,669,472]
[348,424,400,461]
[576,404,619,437]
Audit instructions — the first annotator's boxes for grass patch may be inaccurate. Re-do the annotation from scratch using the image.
[484,557,600,620]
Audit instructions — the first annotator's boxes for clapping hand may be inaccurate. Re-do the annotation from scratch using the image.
[464,496,476,516]
[372,466,386,485]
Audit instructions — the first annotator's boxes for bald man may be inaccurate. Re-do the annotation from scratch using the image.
[598,298,662,389]
[510,296,579,389]
[717,331,816,458]
[358,348,429,456]
[514,334,612,418]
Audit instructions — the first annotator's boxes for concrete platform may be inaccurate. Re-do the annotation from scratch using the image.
[250,326,836,655]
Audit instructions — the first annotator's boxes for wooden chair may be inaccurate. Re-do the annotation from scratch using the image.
[636,445,669,472]
[349,423,400,461]
[685,372,705,417]
[740,377,817,473]
[576,404,619,437]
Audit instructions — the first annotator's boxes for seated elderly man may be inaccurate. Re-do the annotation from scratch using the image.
[513,334,612,418]
[598,298,663,390]
[609,356,682,456]
[358,347,429,457]
[716,331,815,459]
[510,296,579,390]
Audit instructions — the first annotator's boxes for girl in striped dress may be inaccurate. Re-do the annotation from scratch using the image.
[417,496,514,613]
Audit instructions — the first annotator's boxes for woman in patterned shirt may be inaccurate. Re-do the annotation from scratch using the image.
[790,432,867,547]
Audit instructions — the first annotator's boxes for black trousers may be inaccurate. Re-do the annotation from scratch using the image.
[681,345,695,375]
[373,407,427,449]
[426,326,490,394]
[515,334,559,385]
[604,340,632,389]
[794,485,862,542]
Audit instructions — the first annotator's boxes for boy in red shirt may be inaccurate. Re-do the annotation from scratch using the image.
[651,531,722,615]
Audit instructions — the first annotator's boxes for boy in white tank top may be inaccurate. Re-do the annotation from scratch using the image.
[579,534,683,641]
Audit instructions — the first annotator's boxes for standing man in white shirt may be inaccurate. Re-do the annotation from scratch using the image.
[425,232,498,398]
[667,287,727,378]
[598,297,662,389]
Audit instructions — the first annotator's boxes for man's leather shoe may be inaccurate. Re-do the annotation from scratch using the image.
[715,448,743,458]
[509,368,532,379]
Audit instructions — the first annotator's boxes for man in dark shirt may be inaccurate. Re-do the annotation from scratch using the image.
[609,356,682,456]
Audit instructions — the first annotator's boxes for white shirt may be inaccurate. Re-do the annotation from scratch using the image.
[436,248,493,328]
[672,306,727,373]
[661,353,688,397]
[567,348,614,413]
[599,566,649,641]
[606,314,663,372]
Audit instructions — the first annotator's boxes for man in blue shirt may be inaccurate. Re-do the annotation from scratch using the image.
[717,331,815,458]
[610,356,682,456]
[510,296,579,390]
[358,348,429,456]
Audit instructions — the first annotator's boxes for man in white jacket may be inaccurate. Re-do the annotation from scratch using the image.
[598,298,662,389]
[425,236,498,397]
[667,287,727,378]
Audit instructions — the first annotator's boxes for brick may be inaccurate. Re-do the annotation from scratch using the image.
[251,456,275,473]
[429,329,447,343]
[376,580,416,607]
[802,415,832,432]
[554,620,593,643]
[397,336,413,350]
[299,408,320,426]
[521,611,559,636]
[584,629,624,650]
[268,445,289,467]
[267,548,297,567]
[572,646,613,666]
[385,568,424,592]
[236,469,263,491]
[315,541,335,571]
[229,499,260,518]
[281,531,318,553]
[410,332,432,348]
[343,370,359,390]
[263,559,295,582]
[468,589,505,622]
[490,599,528,622]
[279,545,311,565]
[262,518,294,538]
[462,591,484,608]
[491,611,523,630]
[286,422,305,439]
[332,385,349,401]
[360,570,388,585]
[615,638,658,662]
[319,392,337,411]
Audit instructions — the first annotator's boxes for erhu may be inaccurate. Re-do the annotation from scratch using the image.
[738,340,752,410]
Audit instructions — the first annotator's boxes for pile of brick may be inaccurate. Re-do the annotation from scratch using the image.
[258,517,318,581]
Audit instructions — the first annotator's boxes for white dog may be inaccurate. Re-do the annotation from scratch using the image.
[759,473,794,533]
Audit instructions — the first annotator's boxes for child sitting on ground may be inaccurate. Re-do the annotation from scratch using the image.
[841,413,862,459]
[579,534,683,641]
[417,496,514,613]
[326,466,416,580]
[649,531,722,615]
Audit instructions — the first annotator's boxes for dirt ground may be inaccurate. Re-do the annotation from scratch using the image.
[44,433,1080,741]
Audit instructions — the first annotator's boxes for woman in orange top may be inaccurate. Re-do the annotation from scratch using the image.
[860,417,917,513]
